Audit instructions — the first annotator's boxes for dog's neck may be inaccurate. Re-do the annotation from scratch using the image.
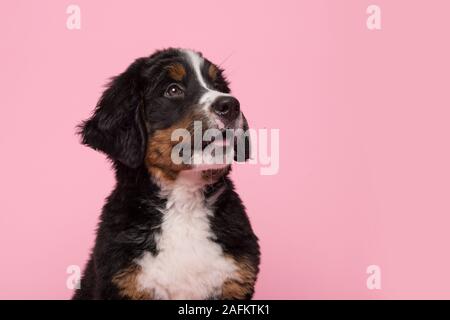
[112,161,230,197]
[153,167,230,194]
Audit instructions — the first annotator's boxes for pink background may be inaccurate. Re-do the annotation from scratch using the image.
[1,0,450,299]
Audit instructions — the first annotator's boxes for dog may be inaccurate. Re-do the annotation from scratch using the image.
[73,48,260,300]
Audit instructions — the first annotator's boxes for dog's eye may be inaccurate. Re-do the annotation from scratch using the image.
[164,84,185,98]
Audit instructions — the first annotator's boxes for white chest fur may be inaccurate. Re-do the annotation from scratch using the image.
[136,175,237,299]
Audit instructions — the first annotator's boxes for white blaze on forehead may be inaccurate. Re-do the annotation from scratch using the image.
[182,49,231,106]
[183,50,208,88]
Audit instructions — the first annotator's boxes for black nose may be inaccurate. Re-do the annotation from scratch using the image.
[211,96,240,122]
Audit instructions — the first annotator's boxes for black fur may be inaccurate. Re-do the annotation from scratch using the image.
[73,48,259,300]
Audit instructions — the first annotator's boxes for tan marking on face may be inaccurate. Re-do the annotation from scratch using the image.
[112,265,154,300]
[166,63,186,81]
[145,111,207,183]
[222,257,257,299]
[208,64,218,81]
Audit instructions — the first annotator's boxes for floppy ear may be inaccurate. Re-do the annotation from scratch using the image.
[79,58,147,168]
[234,113,251,162]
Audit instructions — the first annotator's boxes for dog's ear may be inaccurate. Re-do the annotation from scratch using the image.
[79,58,147,168]
[234,113,251,162]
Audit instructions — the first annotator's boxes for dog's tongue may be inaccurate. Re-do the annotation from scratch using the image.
[214,129,234,147]
[212,137,231,147]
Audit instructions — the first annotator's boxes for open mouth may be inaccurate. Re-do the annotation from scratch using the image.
[201,129,233,150]
[174,127,238,168]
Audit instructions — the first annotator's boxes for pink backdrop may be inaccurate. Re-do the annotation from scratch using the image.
[1,0,450,299]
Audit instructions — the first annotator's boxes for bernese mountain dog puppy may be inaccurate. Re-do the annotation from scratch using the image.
[73,48,260,300]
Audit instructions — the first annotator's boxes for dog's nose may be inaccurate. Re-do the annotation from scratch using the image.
[211,96,240,123]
